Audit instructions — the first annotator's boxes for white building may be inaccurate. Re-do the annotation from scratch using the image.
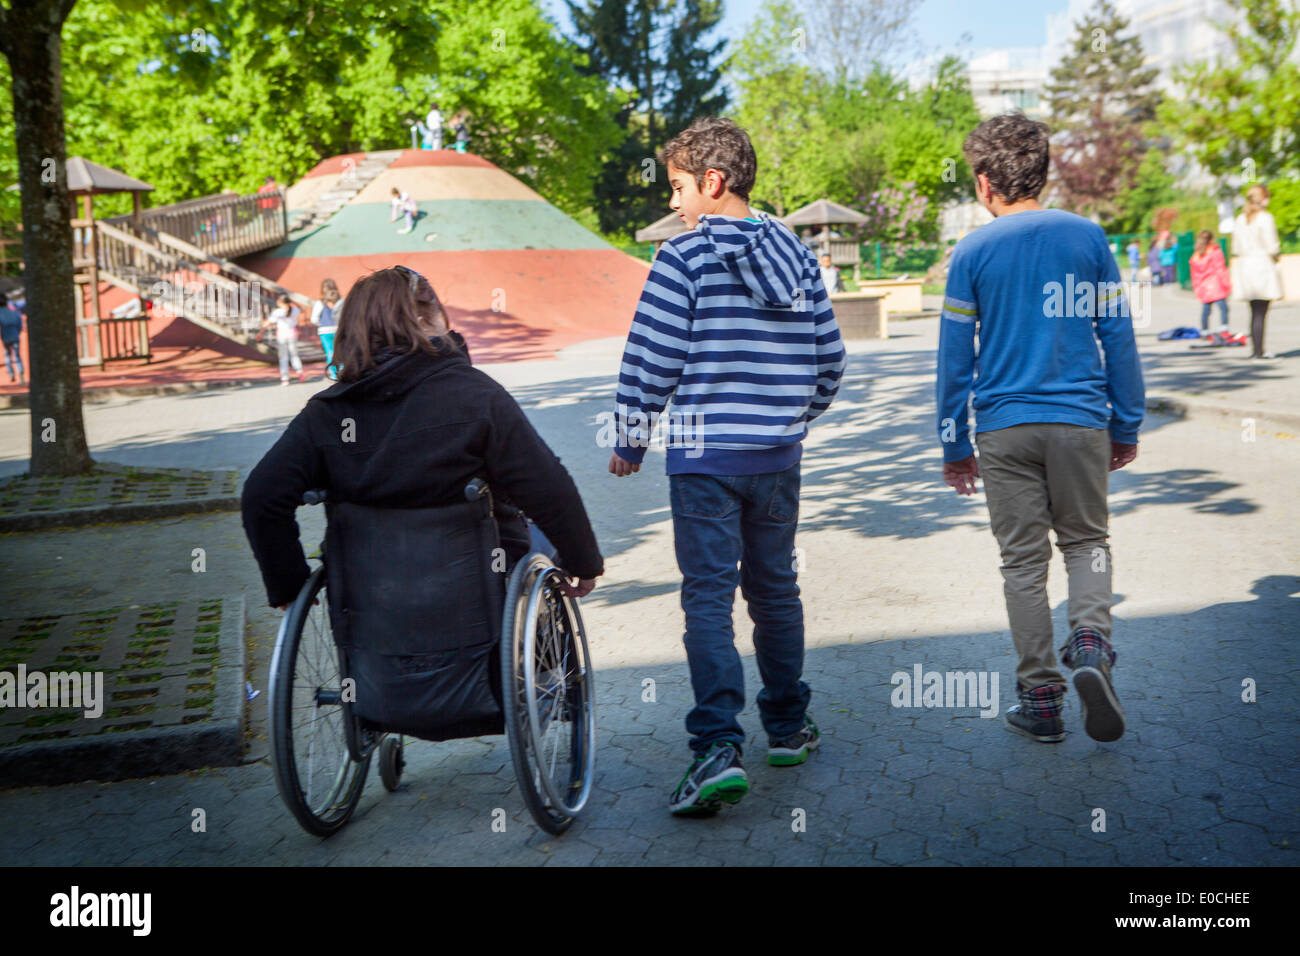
[966,47,1051,120]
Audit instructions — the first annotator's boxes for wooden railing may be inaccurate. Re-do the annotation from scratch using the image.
[105,188,288,259]
[94,219,316,360]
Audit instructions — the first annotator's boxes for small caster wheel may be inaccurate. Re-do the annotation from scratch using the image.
[379,735,404,792]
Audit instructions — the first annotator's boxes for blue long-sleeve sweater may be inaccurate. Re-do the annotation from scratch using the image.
[936,209,1145,462]
[612,212,846,475]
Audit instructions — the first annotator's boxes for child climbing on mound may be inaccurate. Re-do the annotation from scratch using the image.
[390,187,418,234]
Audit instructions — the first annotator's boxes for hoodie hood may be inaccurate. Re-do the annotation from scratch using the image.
[313,336,468,404]
[696,212,811,308]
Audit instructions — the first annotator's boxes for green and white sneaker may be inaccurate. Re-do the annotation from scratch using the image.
[767,716,820,766]
[668,742,749,815]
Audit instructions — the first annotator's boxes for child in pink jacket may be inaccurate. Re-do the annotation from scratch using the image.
[1190,230,1232,336]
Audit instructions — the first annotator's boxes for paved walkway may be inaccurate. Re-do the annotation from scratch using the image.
[0,292,1296,865]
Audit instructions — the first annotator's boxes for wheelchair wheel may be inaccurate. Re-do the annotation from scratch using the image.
[378,735,404,792]
[501,554,597,835]
[269,565,371,837]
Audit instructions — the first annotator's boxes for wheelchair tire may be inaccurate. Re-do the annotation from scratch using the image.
[269,565,371,837]
[500,554,597,835]
[379,735,404,792]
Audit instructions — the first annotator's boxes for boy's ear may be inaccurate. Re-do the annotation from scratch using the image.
[706,168,727,199]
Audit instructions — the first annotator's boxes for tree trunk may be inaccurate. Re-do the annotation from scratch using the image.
[1,0,93,477]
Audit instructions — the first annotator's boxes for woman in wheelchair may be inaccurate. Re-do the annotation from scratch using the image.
[241,264,603,608]
[241,265,604,836]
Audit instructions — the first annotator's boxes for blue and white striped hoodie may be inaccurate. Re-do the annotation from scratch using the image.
[612,212,846,475]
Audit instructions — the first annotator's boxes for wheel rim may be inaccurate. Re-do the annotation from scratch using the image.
[520,566,596,816]
[270,578,367,826]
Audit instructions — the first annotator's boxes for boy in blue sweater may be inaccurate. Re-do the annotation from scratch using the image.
[936,113,1145,744]
[608,117,845,815]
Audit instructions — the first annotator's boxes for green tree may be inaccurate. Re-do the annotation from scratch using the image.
[425,0,624,214]
[1044,0,1161,220]
[1266,177,1300,240]
[566,0,730,236]
[34,0,621,219]
[728,0,827,216]
[730,2,978,241]
[1158,0,1300,182]
[1104,147,1177,234]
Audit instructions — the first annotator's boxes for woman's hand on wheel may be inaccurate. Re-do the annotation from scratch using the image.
[558,576,597,599]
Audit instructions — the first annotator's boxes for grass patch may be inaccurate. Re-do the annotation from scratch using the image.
[111,688,158,702]
[117,672,163,685]
[23,711,79,728]
[105,703,156,718]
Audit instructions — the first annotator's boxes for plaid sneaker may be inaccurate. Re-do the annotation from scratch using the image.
[1061,627,1125,742]
[1004,683,1066,742]
[668,742,748,815]
[768,716,820,766]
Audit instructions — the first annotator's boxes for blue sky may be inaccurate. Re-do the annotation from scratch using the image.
[540,0,1068,59]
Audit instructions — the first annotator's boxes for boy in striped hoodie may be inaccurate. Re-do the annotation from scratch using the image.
[607,117,846,815]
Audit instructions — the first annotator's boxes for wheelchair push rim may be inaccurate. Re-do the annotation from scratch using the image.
[268,566,370,836]
[503,554,597,832]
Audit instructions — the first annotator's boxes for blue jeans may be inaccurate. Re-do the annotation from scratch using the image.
[1200,299,1228,331]
[670,464,809,755]
[3,341,20,379]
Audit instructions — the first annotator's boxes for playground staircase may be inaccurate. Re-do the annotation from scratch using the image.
[288,149,404,232]
[95,220,321,364]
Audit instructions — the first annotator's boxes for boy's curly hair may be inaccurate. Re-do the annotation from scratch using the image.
[659,117,757,201]
[962,113,1051,204]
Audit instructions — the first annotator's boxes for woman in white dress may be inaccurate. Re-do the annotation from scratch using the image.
[1231,184,1283,359]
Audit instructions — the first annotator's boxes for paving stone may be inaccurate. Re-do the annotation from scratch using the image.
[871,830,928,865]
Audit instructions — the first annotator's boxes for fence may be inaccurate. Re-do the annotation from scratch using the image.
[1106,231,1214,292]
[104,189,288,260]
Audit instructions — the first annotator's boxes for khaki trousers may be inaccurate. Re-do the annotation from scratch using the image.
[976,423,1113,690]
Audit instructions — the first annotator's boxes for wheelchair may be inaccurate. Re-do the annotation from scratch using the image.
[267,479,597,837]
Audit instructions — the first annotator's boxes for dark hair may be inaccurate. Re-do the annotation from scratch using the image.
[0,294,6,306]
[659,117,757,201]
[332,268,447,382]
[962,113,1051,204]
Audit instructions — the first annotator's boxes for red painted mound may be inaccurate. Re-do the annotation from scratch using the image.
[245,248,649,365]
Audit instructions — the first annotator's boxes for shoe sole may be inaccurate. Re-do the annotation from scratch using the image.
[1002,714,1065,743]
[669,769,749,815]
[768,737,821,766]
[1073,666,1125,742]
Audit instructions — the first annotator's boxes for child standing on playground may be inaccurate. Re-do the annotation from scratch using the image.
[607,117,845,815]
[0,293,23,385]
[1125,239,1141,282]
[1189,230,1232,337]
[264,293,305,385]
[311,278,344,380]
[451,111,470,153]
[936,113,1145,745]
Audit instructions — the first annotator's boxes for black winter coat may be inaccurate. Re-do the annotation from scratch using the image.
[241,336,604,607]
